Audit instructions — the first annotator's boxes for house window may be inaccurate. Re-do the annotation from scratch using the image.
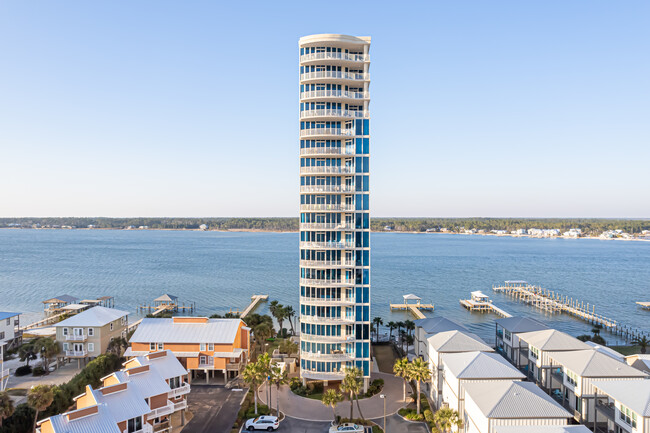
[200,343,206,351]
[88,328,94,337]
[200,356,207,365]
[150,343,156,351]
[157,343,163,351]
[63,328,69,336]
[88,343,94,353]
[110,323,114,331]
[63,343,69,351]
[5,318,9,326]
[126,416,143,433]
[0,332,4,340]
[208,343,214,351]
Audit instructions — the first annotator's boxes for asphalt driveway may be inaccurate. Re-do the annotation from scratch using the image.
[184,385,247,433]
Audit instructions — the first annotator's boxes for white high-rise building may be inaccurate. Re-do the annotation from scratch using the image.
[298,34,371,388]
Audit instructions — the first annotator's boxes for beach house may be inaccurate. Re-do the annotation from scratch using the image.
[0,311,21,352]
[494,316,548,368]
[593,379,650,433]
[414,316,468,358]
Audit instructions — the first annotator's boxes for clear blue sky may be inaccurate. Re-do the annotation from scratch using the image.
[1,1,648,218]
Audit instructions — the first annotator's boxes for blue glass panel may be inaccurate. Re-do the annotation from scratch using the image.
[363,119,369,135]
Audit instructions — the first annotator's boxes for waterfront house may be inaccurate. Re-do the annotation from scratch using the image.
[625,354,650,374]
[43,294,78,315]
[55,306,129,367]
[495,316,548,368]
[127,317,250,384]
[593,379,650,433]
[517,329,591,388]
[440,351,525,432]
[426,330,493,408]
[0,311,21,352]
[414,316,468,358]
[547,349,648,423]
[462,380,572,433]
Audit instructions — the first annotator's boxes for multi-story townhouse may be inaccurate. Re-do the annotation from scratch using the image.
[593,379,650,433]
[298,34,372,390]
[0,311,21,351]
[494,316,548,367]
[426,330,493,408]
[517,329,591,388]
[625,354,650,374]
[440,351,525,432]
[127,316,249,384]
[462,381,572,433]
[414,316,468,358]
[547,349,648,423]
[55,306,129,367]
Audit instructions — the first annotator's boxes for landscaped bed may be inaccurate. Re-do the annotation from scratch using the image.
[288,376,385,400]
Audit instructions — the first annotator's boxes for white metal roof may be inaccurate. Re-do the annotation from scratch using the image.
[585,341,625,362]
[154,294,178,302]
[442,351,525,380]
[471,291,488,298]
[92,383,150,423]
[403,294,421,300]
[463,381,571,419]
[495,316,549,333]
[129,317,242,344]
[495,426,592,433]
[593,379,650,416]
[136,350,188,380]
[517,329,591,351]
[56,306,128,327]
[426,330,494,353]
[110,369,170,399]
[61,303,89,311]
[548,350,648,378]
[44,404,121,433]
[414,317,468,334]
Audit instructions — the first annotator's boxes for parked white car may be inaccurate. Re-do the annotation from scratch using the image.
[329,423,364,433]
[245,415,280,431]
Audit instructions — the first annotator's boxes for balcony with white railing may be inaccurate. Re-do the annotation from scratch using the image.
[168,382,190,399]
[300,52,369,63]
[300,109,369,120]
[300,259,355,267]
[124,423,153,433]
[300,296,356,305]
[65,334,87,341]
[65,350,88,358]
[299,222,355,230]
[300,315,355,325]
[300,333,355,343]
[299,166,354,175]
[300,90,369,101]
[301,351,354,362]
[299,147,355,156]
[172,399,187,412]
[299,203,355,212]
[300,241,355,249]
[301,369,347,381]
[299,128,355,138]
[300,71,369,82]
[148,401,174,418]
[300,278,355,287]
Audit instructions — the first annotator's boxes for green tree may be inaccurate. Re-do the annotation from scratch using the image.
[18,343,37,367]
[321,388,344,424]
[270,365,288,416]
[27,385,54,433]
[34,337,60,374]
[633,336,649,354]
[387,321,396,342]
[253,323,273,350]
[372,317,383,343]
[393,357,410,402]
[409,357,431,414]
[433,407,463,433]
[0,391,15,428]
[340,367,364,420]
[284,305,296,336]
[242,362,264,415]
[405,320,415,339]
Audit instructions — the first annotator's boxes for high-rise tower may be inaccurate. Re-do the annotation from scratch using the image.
[298,34,371,389]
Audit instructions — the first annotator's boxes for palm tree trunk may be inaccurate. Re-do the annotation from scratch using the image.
[416,380,421,414]
[254,382,259,414]
[32,409,39,433]
[403,379,406,401]
[355,393,364,420]
[331,405,337,424]
[275,385,279,417]
[349,392,354,420]
[289,317,296,335]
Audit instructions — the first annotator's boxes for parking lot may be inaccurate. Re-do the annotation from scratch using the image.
[184,385,246,433]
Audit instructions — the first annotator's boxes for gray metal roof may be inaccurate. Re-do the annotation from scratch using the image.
[111,369,170,399]
[56,306,129,327]
[45,404,121,433]
[129,317,242,344]
[517,329,591,351]
[585,341,625,362]
[137,350,188,380]
[495,426,592,433]
[442,351,525,380]
[93,383,150,423]
[495,316,549,333]
[593,379,650,416]
[426,330,494,353]
[414,316,468,334]
[549,350,648,378]
[154,294,178,302]
[463,381,571,419]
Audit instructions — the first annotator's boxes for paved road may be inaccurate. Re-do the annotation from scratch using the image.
[185,385,247,433]
[276,416,329,432]
[371,414,429,433]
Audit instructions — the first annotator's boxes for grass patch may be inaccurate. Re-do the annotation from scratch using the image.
[305,392,324,400]
[610,345,643,356]
[5,388,28,396]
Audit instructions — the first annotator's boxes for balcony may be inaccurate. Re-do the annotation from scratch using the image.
[299,128,355,138]
[65,350,88,358]
[300,241,355,249]
[300,259,355,268]
[168,382,190,399]
[300,315,355,325]
[148,401,174,418]
[300,52,369,63]
[301,370,347,381]
[299,147,355,156]
[300,333,355,343]
[226,362,241,371]
[124,424,153,433]
[595,400,615,421]
[301,351,355,362]
[300,222,355,230]
[300,90,370,101]
[299,166,354,175]
[300,278,355,287]
[300,71,369,82]
[300,109,369,120]
[65,334,87,341]
[172,399,188,412]
[300,296,356,306]
[300,204,355,212]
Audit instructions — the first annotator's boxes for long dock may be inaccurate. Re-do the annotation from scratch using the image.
[390,303,434,319]
[20,311,68,331]
[241,294,269,318]
[637,302,650,310]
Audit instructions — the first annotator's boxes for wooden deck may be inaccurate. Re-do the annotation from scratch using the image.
[637,302,650,310]
[20,311,68,331]
[459,299,512,318]
[389,303,434,319]
[241,294,269,318]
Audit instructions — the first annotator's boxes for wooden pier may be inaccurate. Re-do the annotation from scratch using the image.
[20,311,68,331]
[460,291,512,318]
[637,302,650,310]
[137,294,196,316]
[390,294,434,319]
[493,281,650,341]
[241,294,269,318]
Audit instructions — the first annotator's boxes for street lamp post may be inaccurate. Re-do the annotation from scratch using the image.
[379,394,386,433]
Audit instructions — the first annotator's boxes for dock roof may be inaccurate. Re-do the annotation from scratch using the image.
[518,329,591,351]
[402,294,421,300]
[593,379,650,416]
[129,317,242,344]
[56,306,128,328]
[463,381,571,419]
[495,316,548,333]
[154,294,178,302]
[442,351,525,380]
[414,317,468,334]
[549,350,648,378]
[426,330,493,353]
[43,295,78,304]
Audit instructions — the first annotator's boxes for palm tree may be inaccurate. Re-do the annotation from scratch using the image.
[321,388,344,424]
[433,407,463,433]
[405,320,415,339]
[242,362,264,415]
[254,322,273,350]
[284,305,296,336]
[36,337,60,374]
[19,342,37,367]
[387,321,396,342]
[409,357,431,414]
[399,330,407,354]
[633,336,649,354]
[393,357,410,402]
[0,391,15,429]
[341,367,364,420]
[591,324,603,336]
[27,385,54,433]
[270,365,288,416]
[372,317,383,343]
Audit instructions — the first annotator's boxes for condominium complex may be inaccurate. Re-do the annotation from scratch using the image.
[298,34,371,388]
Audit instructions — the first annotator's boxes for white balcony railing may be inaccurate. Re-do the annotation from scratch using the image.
[173,399,187,412]
[299,185,355,194]
[300,333,355,343]
[300,71,369,81]
[65,350,88,357]
[300,296,356,305]
[300,109,369,120]
[168,382,190,398]
[65,334,87,341]
[300,315,355,324]
[300,241,355,249]
[148,401,174,418]
[300,259,355,267]
[299,222,355,230]
[299,166,354,175]
[124,424,153,433]
[300,278,355,287]
[300,52,369,63]
[1,368,9,379]
[301,352,354,362]
[299,128,355,138]
[299,147,355,156]
[299,204,355,212]
[300,90,369,100]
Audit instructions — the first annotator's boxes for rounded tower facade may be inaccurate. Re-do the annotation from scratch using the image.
[298,34,371,387]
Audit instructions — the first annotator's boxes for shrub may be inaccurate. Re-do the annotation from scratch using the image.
[289,377,302,391]
[32,365,46,376]
[14,365,32,376]
[424,409,433,422]
[0,403,35,433]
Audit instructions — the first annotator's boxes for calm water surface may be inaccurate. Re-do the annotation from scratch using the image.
[0,229,648,344]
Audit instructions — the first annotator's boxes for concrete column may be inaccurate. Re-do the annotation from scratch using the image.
[363,377,369,394]
[223,369,226,385]
[205,369,208,384]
